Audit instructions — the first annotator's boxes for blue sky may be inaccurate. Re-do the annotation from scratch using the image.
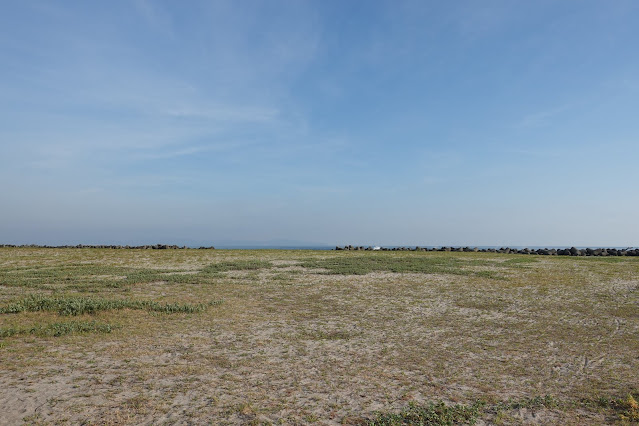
[1,0,638,247]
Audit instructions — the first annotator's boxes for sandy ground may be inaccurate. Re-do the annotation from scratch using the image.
[1,250,638,424]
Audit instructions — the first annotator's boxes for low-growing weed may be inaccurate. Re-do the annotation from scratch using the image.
[595,393,639,422]
[497,394,558,410]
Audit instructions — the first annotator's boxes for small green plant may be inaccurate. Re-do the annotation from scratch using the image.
[499,394,558,410]
[622,394,639,422]
[304,413,319,422]
[597,394,639,422]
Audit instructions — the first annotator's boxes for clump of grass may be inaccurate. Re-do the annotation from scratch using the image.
[0,320,115,338]
[596,394,639,422]
[202,260,272,274]
[0,295,214,315]
[619,395,639,422]
[369,400,484,425]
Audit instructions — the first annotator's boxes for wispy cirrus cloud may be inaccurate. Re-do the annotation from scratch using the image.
[133,0,175,37]
[516,104,572,128]
[136,142,250,160]
[165,105,279,123]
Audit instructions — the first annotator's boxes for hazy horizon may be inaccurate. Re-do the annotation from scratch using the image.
[2,1,638,247]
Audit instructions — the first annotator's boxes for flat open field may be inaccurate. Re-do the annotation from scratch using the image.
[0,248,637,425]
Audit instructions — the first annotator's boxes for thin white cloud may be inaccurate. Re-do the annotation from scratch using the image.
[133,0,175,37]
[516,104,571,128]
[139,142,245,160]
[504,148,563,158]
[166,105,279,123]
[454,2,522,40]
[423,176,445,185]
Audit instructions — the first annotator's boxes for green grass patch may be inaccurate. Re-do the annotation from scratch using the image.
[0,320,115,338]
[0,264,180,290]
[0,295,214,315]
[369,400,484,425]
[367,394,639,424]
[300,255,499,278]
[502,257,540,265]
[497,394,558,410]
[201,260,272,274]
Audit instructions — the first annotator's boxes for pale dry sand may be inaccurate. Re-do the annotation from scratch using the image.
[0,250,637,424]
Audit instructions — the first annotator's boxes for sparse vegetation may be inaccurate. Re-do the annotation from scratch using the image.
[299,254,509,278]
[369,400,484,425]
[0,247,637,424]
[0,295,211,315]
[0,320,115,338]
[301,329,358,340]
[596,394,639,423]
[202,260,272,274]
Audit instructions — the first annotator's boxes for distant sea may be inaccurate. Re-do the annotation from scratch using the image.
[212,245,334,250]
